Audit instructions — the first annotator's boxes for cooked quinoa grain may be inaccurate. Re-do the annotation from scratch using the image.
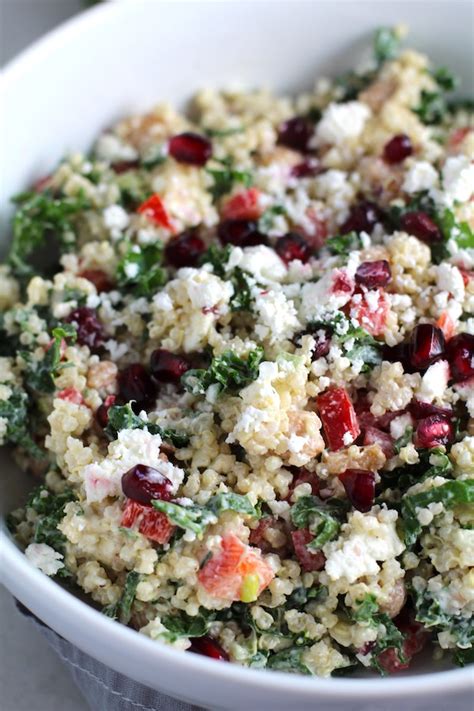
[2,27,473,676]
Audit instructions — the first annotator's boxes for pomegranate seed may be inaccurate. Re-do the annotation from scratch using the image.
[66,307,104,350]
[311,327,331,358]
[275,233,312,264]
[355,260,391,288]
[150,349,190,383]
[111,160,139,174]
[415,414,454,449]
[168,132,212,166]
[410,324,445,371]
[339,469,375,512]
[340,201,382,235]
[121,464,173,505]
[217,219,266,247]
[446,333,474,382]
[277,116,314,153]
[78,269,114,293]
[383,134,413,164]
[363,427,395,459]
[189,636,229,661]
[288,467,321,497]
[409,399,453,420]
[249,516,290,555]
[382,341,411,370]
[291,529,326,572]
[164,230,206,268]
[291,157,322,178]
[96,394,117,428]
[401,211,442,243]
[118,363,156,412]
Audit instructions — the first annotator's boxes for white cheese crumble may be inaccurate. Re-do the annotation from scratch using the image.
[416,360,450,404]
[323,507,405,583]
[402,160,439,194]
[103,205,130,240]
[440,155,474,206]
[390,413,413,440]
[95,133,138,162]
[316,101,371,145]
[25,543,64,576]
[436,263,465,302]
[227,245,287,285]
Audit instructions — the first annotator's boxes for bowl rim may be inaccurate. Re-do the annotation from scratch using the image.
[1,0,473,698]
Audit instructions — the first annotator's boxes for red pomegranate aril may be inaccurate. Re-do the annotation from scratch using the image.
[111,160,139,174]
[383,134,413,164]
[66,307,105,350]
[189,636,229,661]
[150,349,190,383]
[401,211,442,243]
[164,230,206,268]
[121,464,173,506]
[249,516,290,555]
[415,414,454,449]
[168,132,212,166]
[363,427,395,459]
[277,116,314,153]
[96,394,117,428]
[78,269,114,293]
[118,363,156,411]
[291,529,326,572]
[355,260,391,288]
[340,201,382,235]
[291,157,322,178]
[410,324,445,371]
[409,399,453,420]
[382,341,411,369]
[446,332,474,382]
[217,219,266,247]
[275,233,312,264]
[289,467,321,497]
[339,469,375,513]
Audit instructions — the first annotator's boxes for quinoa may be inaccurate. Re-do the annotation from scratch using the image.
[2,27,473,677]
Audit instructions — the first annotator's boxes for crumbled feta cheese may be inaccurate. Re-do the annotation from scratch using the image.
[95,133,138,162]
[436,263,465,302]
[103,205,130,240]
[390,413,413,440]
[416,360,450,404]
[227,245,287,284]
[25,543,64,576]
[440,155,474,206]
[253,288,301,344]
[316,102,371,145]
[153,292,173,311]
[402,160,439,194]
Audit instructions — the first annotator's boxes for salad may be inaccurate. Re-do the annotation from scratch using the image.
[2,27,473,677]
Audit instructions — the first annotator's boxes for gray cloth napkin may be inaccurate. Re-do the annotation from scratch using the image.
[17,603,205,711]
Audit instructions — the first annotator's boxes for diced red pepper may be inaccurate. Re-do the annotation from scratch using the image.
[57,387,84,405]
[221,188,262,221]
[316,386,360,451]
[137,194,174,231]
[121,499,175,544]
[291,529,326,572]
[348,289,389,336]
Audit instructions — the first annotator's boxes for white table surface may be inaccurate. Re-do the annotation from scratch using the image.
[1,8,88,708]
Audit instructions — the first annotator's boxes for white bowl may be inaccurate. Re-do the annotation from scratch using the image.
[1,1,473,709]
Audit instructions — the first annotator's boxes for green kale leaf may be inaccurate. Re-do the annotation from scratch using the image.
[0,387,44,458]
[206,157,253,202]
[181,348,264,396]
[413,586,474,650]
[373,27,401,64]
[290,495,346,549]
[266,647,312,675]
[8,190,89,277]
[413,66,459,125]
[350,594,407,675]
[105,402,189,448]
[22,323,77,394]
[103,571,140,624]
[117,241,167,297]
[27,485,77,555]
[401,479,474,546]
[160,611,213,641]
[325,231,362,255]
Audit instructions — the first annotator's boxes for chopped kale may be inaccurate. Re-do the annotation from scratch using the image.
[413,586,474,650]
[27,485,76,555]
[204,126,244,138]
[325,231,362,256]
[258,205,286,234]
[116,170,152,208]
[310,312,382,372]
[290,495,346,549]
[200,246,254,312]
[8,190,89,278]
[117,241,167,297]
[379,447,453,494]
[350,594,406,675]
[105,402,189,448]
[22,323,77,394]
[373,27,401,64]
[454,647,474,667]
[401,479,474,546]
[413,66,459,125]
[393,426,413,454]
[199,244,232,277]
[103,571,140,624]
[286,585,329,608]
[431,66,459,92]
[266,647,312,675]
[160,611,213,641]
[152,492,259,538]
[206,157,253,202]
[181,347,264,396]
[0,387,44,458]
